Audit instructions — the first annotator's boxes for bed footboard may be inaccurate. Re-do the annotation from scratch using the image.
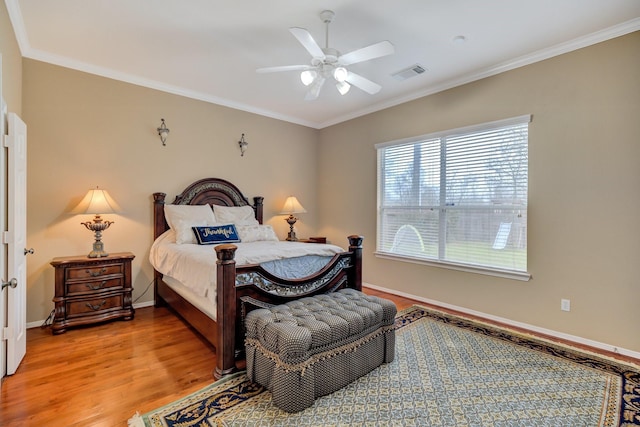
[213,235,363,379]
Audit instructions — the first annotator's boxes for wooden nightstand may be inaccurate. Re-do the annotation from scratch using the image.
[299,237,327,244]
[50,252,135,334]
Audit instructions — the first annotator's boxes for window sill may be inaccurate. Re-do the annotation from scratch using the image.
[374,252,532,281]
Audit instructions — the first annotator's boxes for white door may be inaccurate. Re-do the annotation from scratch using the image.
[5,112,27,375]
[0,93,5,385]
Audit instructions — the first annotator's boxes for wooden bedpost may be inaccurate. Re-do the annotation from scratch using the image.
[214,244,239,379]
[153,193,167,307]
[348,235,363,291]
[253,196,264,224]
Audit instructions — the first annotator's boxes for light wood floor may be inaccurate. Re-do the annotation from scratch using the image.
[0,288,419,427]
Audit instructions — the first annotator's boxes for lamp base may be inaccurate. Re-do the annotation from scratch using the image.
[87,240,109,258]
[81,216,112,258]
[285,215,298,241]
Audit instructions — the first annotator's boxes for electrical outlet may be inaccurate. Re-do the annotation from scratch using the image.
[561,299,571,312]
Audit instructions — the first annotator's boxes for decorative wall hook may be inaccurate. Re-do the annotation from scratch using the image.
[238,133,248,156]
[157,118,170,146]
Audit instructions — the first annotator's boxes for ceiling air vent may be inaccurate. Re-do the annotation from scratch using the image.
[391,64,426,81]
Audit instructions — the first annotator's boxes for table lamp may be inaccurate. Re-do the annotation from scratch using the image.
[280,196,307,241]
[72,187,122,257]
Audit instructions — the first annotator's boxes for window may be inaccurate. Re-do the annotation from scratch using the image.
[376,115,531,280]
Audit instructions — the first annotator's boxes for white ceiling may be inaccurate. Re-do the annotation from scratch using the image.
[7,0,640,129]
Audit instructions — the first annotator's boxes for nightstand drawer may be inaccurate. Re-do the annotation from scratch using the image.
[66,294,124,317]
[66,263,124,280]
[66,277,124,296]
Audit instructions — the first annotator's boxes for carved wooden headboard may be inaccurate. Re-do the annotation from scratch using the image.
[153,177,264,241]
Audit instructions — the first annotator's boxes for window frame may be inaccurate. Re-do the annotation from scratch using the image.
[375,115,532,281]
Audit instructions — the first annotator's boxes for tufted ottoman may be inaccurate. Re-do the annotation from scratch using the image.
[244,288,396,413]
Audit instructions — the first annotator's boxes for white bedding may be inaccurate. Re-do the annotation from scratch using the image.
[149,230,344,301]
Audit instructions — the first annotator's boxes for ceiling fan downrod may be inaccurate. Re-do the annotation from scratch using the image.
[320,10,335,50]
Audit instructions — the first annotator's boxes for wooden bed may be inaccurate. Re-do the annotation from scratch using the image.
[152,177,363,379]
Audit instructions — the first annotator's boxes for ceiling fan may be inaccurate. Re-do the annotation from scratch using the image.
[256,10,394,100]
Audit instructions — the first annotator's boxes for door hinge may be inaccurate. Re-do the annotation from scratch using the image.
[2,326,12,340]
[3,230,12,244]
[3,133,17,148]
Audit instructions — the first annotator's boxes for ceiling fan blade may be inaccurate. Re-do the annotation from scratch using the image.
[304,77,326,101]
[339,41,395,66]
[345,72,382,95]
[256,65,313,73]
[289,27,325,59]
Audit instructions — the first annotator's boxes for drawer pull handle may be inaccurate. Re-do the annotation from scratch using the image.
[86,300,106,311]
[87,267,107,277]
[86,281,107,290]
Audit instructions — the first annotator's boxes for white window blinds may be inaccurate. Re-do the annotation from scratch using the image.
[376,115,530,275]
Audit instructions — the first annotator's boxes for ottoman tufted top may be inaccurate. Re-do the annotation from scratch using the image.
[244,289,396,363]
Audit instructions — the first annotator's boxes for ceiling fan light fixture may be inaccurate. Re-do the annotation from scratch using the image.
[306,77,325,100]
[333,67,348,82]
[336,80,351,95]
[300,70,317,86]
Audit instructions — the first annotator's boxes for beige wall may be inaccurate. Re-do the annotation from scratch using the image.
[318,32,640,353]
[22,60,319,323]
[1,0,22,114]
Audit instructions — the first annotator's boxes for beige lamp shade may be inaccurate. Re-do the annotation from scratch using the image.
[280,196,307,215]
[72,187,121,258]
[72,187,122,215]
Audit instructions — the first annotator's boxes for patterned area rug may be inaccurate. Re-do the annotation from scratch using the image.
[129,306,640,426]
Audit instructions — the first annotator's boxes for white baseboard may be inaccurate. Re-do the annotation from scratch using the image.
[133,300,155,309]
[27,320,45,329]
[364,282,640,361]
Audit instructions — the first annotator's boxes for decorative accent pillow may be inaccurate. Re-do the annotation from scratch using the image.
[192,224,241,245]
[164,204,217,244]
[236,224,279,243]
[212,205,259,226]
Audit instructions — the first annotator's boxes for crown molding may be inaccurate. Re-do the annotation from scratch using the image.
[318,17,640,128]
[5,0,29,54]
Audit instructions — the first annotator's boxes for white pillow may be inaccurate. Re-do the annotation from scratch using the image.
[236,225,279,243]
[164,204,217,244]
[212,205,259,226]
